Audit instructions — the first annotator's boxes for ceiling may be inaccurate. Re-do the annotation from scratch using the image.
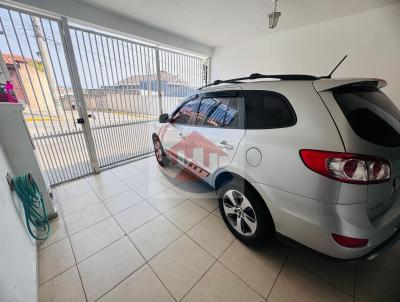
[76,0,400,47]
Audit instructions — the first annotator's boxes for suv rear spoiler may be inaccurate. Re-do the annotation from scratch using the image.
[313,78,387,92]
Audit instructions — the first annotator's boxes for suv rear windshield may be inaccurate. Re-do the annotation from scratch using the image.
[333,87,400,147]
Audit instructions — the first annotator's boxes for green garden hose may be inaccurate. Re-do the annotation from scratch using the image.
[13,174,50,240]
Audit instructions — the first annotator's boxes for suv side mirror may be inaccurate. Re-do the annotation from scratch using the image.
[159,113,169,123]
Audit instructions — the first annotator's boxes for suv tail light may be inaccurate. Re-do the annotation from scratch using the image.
[299,149,390,184]
[331,233,369,248]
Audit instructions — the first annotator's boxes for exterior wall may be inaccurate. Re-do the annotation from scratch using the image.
[16,62,56,114]
[211,3,400,105]
[8,67,25,100]
[0,140,38,302]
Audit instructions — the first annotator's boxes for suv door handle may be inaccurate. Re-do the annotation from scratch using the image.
[218,140,233,150]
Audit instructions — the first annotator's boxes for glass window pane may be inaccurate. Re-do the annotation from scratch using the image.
[196,97,231,127]
[196,98,217,125]
[224,97,240,128]
[206,98,229,127]
[245,91,295,129]
[172,98,198,124]
[333,88,400,147]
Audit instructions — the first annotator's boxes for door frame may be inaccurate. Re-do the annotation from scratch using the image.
[60,17,100,173]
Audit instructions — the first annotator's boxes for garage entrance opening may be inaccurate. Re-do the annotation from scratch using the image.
[0,4,208,185]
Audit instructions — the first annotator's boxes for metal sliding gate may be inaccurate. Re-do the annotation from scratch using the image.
[0,6,95,185]
[0,4,208,185]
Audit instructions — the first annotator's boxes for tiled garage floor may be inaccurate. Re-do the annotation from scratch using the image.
[39,157,400,302]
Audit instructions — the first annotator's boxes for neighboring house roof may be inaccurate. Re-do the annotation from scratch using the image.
[117,70,187,86]
[2,53,33,65]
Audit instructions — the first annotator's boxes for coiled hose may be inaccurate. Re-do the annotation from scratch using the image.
[13,174,50,240]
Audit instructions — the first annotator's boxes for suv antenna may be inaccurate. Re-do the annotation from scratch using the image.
[323,55,348,79]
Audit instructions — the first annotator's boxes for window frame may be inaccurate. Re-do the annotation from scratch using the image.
[243,90,297,130]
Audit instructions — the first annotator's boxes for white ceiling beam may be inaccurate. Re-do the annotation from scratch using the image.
[4,0,213,57]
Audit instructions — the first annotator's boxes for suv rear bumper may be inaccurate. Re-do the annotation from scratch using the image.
[252,182,400,260]
[278,224,400,262]
[358,226,400,261]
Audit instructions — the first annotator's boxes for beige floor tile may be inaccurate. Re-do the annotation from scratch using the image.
[92,180,130,200]
[114,201,159,233]
[64,203,110,235]
[60,190,100,217]
[269,261,353,302]
[111,163,143,179]
[40,218,68,250]
[103,189,143,215]
[212,208,223,218]
[366,242,400,277]
[171,180,210,198]
[123,173,151,189]
[98,264,174,302]
[149,235,214,300]
[86,170,119,188]
[70,217,124,262]
[163,167,197,182]
[355,259,400,302]
[169,185,199,199]
[164,200,209,231]
[154,169,184,186]
[132,179,169,199]
[78,237,145,302]
[146,187,186,213]
[219,239,287,298]
[289,247,355,295]
[129,215,182,260]
[183,262,264,302]
[53,178,91,201]
[191,191,219,212]
[39,238,75,284]
[146,166,168,180]
[44,158,400,302]
[39,266,86,302]
[187,214,234,258]
[133,164,157,174]
[134,158,158,171]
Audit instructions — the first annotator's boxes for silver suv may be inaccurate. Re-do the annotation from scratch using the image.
[152,74,400,260]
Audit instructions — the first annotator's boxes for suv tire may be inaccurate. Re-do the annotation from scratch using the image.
[153,136,169,167]
[218,177,274,246]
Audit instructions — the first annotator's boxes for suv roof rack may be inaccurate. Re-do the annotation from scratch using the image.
[199,73,318,90]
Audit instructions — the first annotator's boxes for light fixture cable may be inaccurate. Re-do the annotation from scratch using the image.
[268,0,281,29]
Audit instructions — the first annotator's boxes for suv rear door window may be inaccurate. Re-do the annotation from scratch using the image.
[244,91,296,129]
[224,97,240,128]
[333,87,400,147]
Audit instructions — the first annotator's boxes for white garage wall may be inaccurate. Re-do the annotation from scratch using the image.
[0,139,38,302]
[211,3,400,104]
